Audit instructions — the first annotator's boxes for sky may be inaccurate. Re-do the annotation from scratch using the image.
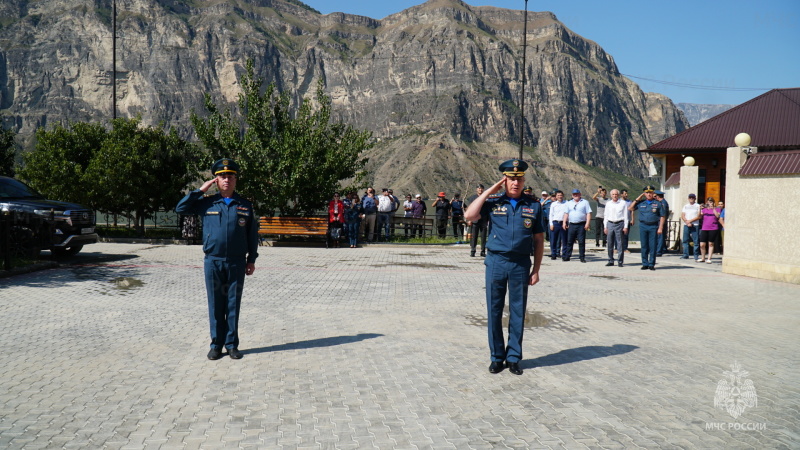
[303,0,800,106]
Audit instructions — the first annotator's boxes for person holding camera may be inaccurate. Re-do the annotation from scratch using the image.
[432,192,451,239]
[592,187,608,247]
[698,197,722,263]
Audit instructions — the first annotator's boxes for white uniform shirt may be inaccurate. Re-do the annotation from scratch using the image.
[682,202,701,226]
[549,200,569,223]
[378,195,394,212]
[603,199,629,229]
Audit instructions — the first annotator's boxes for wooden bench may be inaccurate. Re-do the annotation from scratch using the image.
[258,216,333,247]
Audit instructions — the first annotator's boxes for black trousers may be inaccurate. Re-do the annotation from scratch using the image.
[470,222,487,254]
[565,222,586,260]
[594,217,606,245]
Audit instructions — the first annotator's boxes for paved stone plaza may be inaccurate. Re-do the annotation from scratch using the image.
[1,242,798,449]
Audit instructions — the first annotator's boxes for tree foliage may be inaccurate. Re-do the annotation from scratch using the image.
[191,60,372,216]
[1,127,18,177]
[18,118,207,234]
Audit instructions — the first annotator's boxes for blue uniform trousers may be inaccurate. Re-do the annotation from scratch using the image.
[682,224,699,259]
[564,222,586,259]
[204,257,246,350]
[550,221,566,257]
[485,252,531,364]
[639,223,659,267]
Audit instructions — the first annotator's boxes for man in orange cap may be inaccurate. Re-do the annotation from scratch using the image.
[432,191,451,238]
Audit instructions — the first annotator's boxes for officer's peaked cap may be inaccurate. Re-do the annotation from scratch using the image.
[499,159,528,177]
[212,158,240,175]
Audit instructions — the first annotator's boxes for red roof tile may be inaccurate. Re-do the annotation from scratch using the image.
[644,88,800,153]
[739,149,800,176]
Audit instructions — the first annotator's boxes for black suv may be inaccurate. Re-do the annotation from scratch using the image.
[0,176,98,256]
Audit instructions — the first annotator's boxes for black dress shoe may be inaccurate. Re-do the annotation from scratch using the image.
[228,348,243,359]
[605,262,614,266]
[618,262,624,267]
[649,266,656,271]
[580,259,586,263]
[207,348,222,360]
[563,257,570,261]
[640,266,649,270]
[470,252,475,257]
[507,362,523,375]
[480,251,486,257]
[550,256,557,260]
[489,361,505,373]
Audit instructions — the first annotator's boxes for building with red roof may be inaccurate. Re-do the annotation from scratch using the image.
[640,88,800,283]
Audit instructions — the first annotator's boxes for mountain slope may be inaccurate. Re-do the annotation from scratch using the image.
[0,0,688,195]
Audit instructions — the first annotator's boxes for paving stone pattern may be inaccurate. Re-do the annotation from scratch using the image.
[1,243,798,449]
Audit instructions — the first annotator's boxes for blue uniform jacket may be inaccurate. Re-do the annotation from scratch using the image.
[635,199,667,225]
[480,195,545,256]
[176,190,259,264]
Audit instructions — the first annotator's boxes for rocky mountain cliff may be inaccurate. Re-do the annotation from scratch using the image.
[0,0,688,196]
[676,103,734,126]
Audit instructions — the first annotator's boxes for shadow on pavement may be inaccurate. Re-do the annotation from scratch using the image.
[522,344,638,369]
[243,333,384,355]
[0,253,141,289]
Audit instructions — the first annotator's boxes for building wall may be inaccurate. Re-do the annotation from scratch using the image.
[723,146,800,284]
[665,153,727,202]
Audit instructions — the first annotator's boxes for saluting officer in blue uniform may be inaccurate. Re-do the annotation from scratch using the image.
[628,185,666,271]
[176,158,259,360]
[465,159,545,376]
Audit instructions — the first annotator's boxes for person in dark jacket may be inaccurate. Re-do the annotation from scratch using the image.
[464,159,544,376]
[176,158,258,361]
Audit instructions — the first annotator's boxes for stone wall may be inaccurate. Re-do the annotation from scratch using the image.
[722,146,800,284]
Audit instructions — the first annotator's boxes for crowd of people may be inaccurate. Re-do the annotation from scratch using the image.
[324,185,727,270]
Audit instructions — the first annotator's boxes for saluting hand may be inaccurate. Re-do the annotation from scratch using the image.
[486,176,506,196]
[200,177,218,193]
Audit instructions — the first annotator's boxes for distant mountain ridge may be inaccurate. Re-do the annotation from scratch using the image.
[676,103,735,126]
[0,0,689,196]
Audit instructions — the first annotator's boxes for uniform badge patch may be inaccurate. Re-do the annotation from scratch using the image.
[524,218,532,228]
[238,217,246,226]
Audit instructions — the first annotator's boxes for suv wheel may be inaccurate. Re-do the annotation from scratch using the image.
[51,245,84,257]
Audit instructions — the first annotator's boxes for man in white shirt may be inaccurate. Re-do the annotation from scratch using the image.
[377,188,394,241]
[603,189,629,267]
[562,189,592,262]
[680,193,701,260]
[548,190,568,260]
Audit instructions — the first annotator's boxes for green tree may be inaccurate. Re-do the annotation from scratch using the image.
[19,122,107,206]
[84,118,208,234]
[0,127,16,177]
[191,60,372,216]
[19,118,207,235]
